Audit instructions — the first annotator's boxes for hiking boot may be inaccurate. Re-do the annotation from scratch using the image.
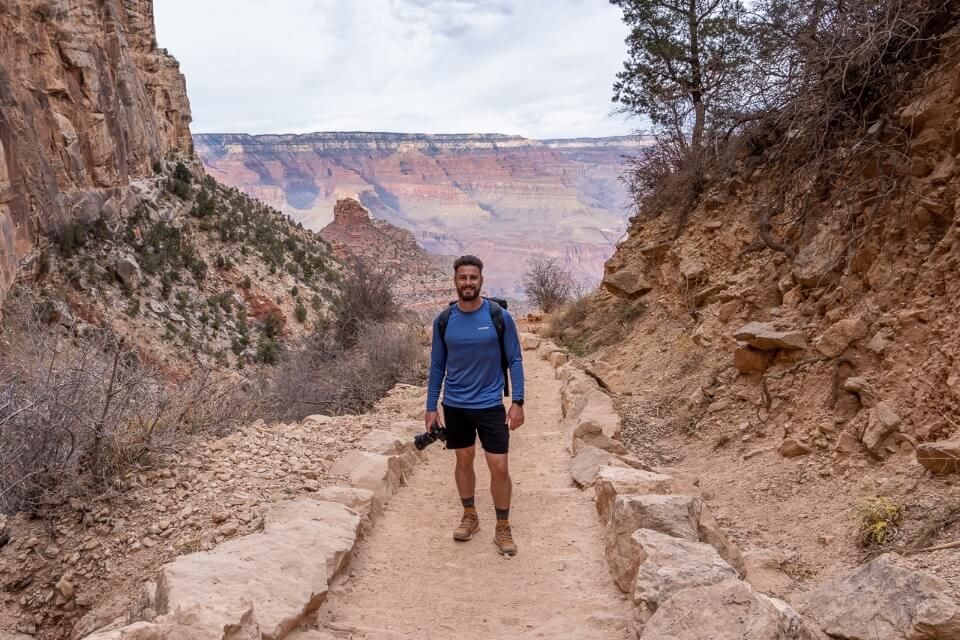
[494,520,517,556]
[453,509,480,541]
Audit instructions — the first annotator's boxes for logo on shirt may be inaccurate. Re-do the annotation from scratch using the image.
[477,325,491,330]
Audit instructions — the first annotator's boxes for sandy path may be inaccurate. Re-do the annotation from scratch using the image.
[302,354,631,640]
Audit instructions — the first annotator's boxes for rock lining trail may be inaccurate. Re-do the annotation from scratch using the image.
[300,349,632,640]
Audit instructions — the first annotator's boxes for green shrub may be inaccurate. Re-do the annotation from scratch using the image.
[256,338,281,365]
[294,300,307,324]
[858,497,903,548]
[173,161,192,184]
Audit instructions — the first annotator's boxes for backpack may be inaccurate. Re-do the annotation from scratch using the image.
[438,297,510,396]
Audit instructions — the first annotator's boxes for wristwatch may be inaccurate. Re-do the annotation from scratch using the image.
[513,399,524,407]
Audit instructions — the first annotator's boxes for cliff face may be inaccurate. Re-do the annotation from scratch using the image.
[195,132,644,297]
[0,0,193,309]
[321,197,451,314]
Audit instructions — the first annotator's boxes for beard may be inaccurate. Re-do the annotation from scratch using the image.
[457,284,480,301]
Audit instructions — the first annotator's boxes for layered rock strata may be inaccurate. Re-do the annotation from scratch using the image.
[196,132,645,297]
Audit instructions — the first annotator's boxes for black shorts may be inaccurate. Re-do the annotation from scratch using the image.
[442,404,509,454]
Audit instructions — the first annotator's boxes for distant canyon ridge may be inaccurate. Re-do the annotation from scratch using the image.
[194,132,644,297]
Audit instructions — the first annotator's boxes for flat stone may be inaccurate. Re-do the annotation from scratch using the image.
[571,446,626,488]
[733,322,807,351]
[602,268,653,299]
[520,333,542,350]
[155,500,360,640]
[916,437,960,474]
[329,451,402,514]
[356,429,420,476]
[312,486,376,520]
[594,466,700,524]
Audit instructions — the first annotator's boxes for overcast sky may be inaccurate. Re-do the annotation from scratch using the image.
[153,0,635,139]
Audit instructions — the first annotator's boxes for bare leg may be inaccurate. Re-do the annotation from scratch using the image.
[484,451,511,511]
[454,446,476,501]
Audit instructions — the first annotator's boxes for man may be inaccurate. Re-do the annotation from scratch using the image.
[425,255,525,556]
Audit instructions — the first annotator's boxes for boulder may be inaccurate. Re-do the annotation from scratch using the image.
[816,317,869,357]
[605,494,703,592]
[520,333,542,350]
[640,579,805,640]
[733,322,807,351]
[734,345,768,374]
[329,451,402,514]
[860,401,901,453]
[594,466,700,525]
[571,446,626,488]
[155,500,360,640]
[602,268,653,299]
[916,437,960,474]
[630,529,739,632]
[112,253,141,289]
[799,553,960,640]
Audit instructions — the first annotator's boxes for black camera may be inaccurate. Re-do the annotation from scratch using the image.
[414,423,447,450]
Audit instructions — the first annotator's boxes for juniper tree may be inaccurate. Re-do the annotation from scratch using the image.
[611,0,752,153]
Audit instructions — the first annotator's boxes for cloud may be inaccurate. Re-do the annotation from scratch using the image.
[154,0,634,139]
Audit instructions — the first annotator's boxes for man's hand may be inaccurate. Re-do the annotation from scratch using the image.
[425,410,443,432]
[506,403,525,431]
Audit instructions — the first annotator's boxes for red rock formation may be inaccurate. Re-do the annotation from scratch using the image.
[321,198,451,313]
[196,133,646,297]
[0,0,193,309]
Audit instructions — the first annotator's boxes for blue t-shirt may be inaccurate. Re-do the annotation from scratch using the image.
[426,299,524,411]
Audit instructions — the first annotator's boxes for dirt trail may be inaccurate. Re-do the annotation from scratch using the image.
[302,354,631,640]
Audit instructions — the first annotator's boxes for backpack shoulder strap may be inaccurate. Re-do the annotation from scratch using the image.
[437,304,454,349]
[486,301,510,397]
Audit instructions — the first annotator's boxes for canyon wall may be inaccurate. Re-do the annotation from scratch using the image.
[195,132,644,297]
[0,0,193,309]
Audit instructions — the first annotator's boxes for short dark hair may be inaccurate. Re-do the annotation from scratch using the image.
[454,255,483,273]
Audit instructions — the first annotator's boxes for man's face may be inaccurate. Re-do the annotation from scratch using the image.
[455,265,483,301]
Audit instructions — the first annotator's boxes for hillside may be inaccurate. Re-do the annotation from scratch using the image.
[556,21,960,602]
[194,132,644,297]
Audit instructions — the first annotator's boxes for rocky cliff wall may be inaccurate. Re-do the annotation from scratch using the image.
[0,0,193,310]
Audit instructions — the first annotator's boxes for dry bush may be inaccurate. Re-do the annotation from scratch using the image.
[0,295,261,514]
[333,259,398,348]
[522,254,574,313]
[271,321,426,420]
